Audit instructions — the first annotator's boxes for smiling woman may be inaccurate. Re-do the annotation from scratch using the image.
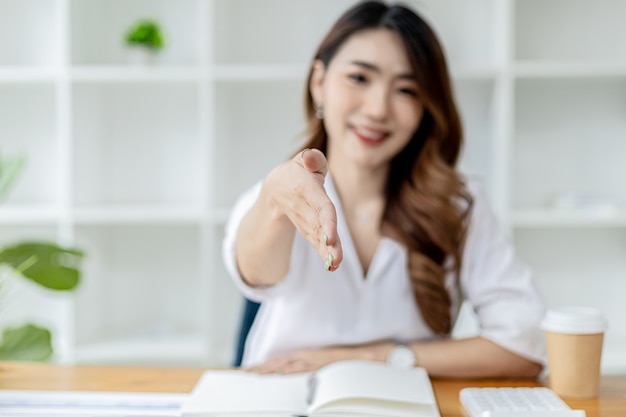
[223,0,546,379]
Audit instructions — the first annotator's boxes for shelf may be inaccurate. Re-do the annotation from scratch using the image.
[512,210,626,228]
[0,206,60,225]
[71,66,202,83]
[75,334,207,366]
[73,205,204,224]
[213,64,306,81]
[0,68,57,83]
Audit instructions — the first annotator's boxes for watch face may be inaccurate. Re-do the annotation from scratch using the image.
[387,345,415,369]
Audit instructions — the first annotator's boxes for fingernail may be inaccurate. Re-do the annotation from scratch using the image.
[322,233,328,246]
[324,253,333,271]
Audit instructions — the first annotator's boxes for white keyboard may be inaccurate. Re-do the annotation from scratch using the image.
[459,387,586,417]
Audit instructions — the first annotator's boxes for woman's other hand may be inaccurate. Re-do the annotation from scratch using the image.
[248,346,361,374]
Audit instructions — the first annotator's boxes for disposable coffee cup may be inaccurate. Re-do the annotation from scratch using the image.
[541,306,607,398]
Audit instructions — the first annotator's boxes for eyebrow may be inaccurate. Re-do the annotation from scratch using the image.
[349,60,416,81]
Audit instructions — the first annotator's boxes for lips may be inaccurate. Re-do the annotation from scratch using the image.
[351,125,390,146]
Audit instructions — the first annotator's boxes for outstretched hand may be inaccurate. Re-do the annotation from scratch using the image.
[266,148,343,271]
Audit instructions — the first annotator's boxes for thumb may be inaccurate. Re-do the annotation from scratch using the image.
[301,148,328,177]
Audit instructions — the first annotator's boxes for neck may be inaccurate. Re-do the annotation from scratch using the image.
[328,156,388,217]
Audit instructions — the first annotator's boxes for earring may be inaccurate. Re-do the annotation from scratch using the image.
[315,104,324,119]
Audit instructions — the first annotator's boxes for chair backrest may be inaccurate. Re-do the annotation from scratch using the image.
[232,298,261,367]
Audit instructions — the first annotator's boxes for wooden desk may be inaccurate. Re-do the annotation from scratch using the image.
[1,361,624,416]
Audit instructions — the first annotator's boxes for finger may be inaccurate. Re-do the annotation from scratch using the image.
[290,198,343,270]
[253,357,291,374]
[282,360,314,375]
[326,233,343,272]
[315,199,343,270]
[300,148,328,177]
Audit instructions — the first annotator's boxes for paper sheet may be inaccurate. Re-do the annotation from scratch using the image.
[0,389,188,416]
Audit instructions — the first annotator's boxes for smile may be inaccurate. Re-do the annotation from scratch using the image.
[351,126,390,146]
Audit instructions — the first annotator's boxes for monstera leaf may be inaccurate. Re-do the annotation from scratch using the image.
[0,242,83,290]
[0,324,52,361]
[0,243,83,360]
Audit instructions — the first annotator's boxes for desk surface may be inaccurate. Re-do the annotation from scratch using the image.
[0,361,624,417]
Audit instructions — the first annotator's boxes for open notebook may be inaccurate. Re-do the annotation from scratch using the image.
[181,360,440,417]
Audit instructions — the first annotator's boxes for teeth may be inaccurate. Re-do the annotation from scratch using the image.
[355,128,385,140]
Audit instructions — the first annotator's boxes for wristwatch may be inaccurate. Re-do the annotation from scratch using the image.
[386,344,416,369]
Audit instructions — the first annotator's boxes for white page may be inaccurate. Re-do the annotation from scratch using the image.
[308,361,437,414]
[0,390,187,416]
[181,370,310,415]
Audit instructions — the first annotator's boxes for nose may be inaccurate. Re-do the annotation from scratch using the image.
[362,85,390,122]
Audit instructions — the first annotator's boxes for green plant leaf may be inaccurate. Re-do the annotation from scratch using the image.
[0,242,83,290]
[125,20,164,50]
[0,323,52,361]
[0,155,25,201]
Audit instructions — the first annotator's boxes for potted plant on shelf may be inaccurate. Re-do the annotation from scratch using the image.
[0,155,84,361]
[124,19,165,65]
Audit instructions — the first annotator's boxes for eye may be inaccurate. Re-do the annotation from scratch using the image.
[398,87,418,97]
[348,73,368,84]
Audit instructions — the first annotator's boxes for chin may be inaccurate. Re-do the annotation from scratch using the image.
[350,154,389,171]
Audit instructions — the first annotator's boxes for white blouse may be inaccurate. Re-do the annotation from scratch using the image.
[222,176,546,368]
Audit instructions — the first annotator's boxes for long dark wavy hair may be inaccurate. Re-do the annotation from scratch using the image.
[300,1,473,335]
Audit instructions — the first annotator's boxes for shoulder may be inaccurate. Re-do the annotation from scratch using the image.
[455,172,493,222]
[457,172,509,250]
[458,172,489,202]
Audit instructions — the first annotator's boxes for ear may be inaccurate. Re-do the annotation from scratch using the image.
[309,60,326,107]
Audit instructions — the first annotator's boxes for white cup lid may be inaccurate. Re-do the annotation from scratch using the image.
[541,306,608,334]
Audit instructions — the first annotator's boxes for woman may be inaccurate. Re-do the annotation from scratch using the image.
[223,1,545,378]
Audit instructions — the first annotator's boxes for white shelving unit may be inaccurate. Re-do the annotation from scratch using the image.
[511,0,626,375]
[1,0,625,373]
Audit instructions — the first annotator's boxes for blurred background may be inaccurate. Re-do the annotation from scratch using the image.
[0,0,625,373]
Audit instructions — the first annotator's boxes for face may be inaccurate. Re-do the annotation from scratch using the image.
[311,28,424,171]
